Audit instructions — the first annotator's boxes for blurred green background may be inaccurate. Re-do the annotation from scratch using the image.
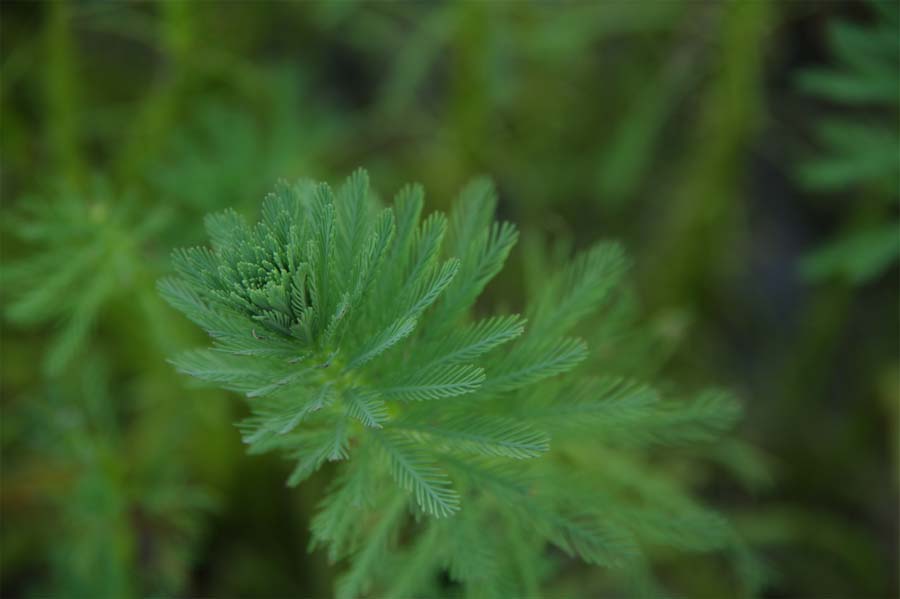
[1,1,897,597]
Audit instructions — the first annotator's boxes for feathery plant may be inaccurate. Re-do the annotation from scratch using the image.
[796,0,899,284]
[3,180,171,374]
[160,169,753,596]
[22,356,214,598]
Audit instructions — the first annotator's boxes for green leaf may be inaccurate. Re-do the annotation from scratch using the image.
[379,183,424,295]
[285,420,351,487]
[238,383,334,450]
[483,337,588,393]
[335,168,372,287]
[377,433,460,518]
[335,493,408,599]
[381,524,443,599]
[529,242,628,337]
[395,415,549,459]
[403,257,460,317]
[428,179,518,327]
[379,364,485,401]
[344,389,389,428]
[432,220,518,328]
[169,349,288,393]
[345,317,417,370]
[415,314,525,369]
[800,222,900,284]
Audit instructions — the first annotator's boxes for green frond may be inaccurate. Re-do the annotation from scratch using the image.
[405,212,449,291]
[334,493,408,599]
[379,363,486,401]
[285,421,351,487]
[431,221,518,328]
[800,222,900,284]
[309,185,338,334]
[5,242,102,323]
[616,504,733,552]
[238,383,334,449]
[440,512,500,586]
[335,168,372,287]
[381,524,442,599]
[443,455,638,568]
[394,415,549,459]
[796,0,899,200]
[309,453,378,561]
[483,336,588,393]
[169,349,277,393]
[379,183,424,293]
[426,179,518,327]
[376,432,460,518]
[538,511,640,568]
[444,178,497,261]
[516,377,660,429]
[204,209,249,252]
[343,389,389,428]
[529,241,628,337]
[345,316,417,370]
[646,389,742,445]
[414,314,526,369]
[523,379,741,446]
[400,257,461,320]
[348,208,394,305]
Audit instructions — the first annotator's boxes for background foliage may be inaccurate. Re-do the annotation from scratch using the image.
[1,1,897,597]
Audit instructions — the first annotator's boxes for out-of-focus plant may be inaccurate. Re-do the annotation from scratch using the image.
[3,181,171,374]
[3,356,215,598]
[796,0,899,284]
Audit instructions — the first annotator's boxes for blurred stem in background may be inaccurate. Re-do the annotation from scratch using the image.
[44,0,82,189]
[117,0,193,182]
[450,1,488,183]
[647,0,770,309]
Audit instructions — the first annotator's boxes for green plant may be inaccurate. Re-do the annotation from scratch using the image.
[160,169,755,597]
[796,0,899,284]
[19,357,213,598]
[3,180,171,375]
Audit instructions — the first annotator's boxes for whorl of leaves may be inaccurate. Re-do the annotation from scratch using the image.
[160,169,751,597]
[160,170,542,512]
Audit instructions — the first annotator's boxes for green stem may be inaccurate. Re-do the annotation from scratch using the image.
[646,0,771,308]
[116,0,194,181]
[45,0,83,187]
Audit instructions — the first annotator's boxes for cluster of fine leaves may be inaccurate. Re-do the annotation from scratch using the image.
[160,170,753,597]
